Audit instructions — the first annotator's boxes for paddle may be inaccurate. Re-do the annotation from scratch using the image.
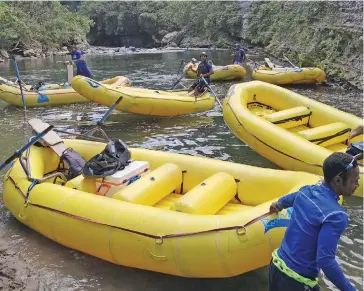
[11,56,27,110]
[53,129,109,142]
[0,125,54,171]
[170,46,189,90]
[176,46,189,76]
[208,46,213,64]
[200,76,222,109]
[170,72,187,90]
[56,61,74,84]
[283,55,299,68]
[84,96,123,140]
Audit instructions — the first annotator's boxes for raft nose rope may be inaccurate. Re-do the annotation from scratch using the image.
[272,249,319,288]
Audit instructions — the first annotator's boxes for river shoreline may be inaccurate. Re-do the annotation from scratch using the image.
[0,49,362,290]
[0,238,42,290]
[1,45,359,91]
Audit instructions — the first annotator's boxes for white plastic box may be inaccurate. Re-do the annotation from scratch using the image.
[95,160,150,197]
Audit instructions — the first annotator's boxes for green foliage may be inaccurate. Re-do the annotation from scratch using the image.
[247,1,363,85]
[0,1,92,51]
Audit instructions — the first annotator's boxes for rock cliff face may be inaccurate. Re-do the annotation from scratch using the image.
[242,1,363,88]
[82,1,362,88]
[2,1,361,88]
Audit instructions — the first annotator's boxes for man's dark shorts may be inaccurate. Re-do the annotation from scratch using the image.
[269,260,321,291]
[190,79,210,92]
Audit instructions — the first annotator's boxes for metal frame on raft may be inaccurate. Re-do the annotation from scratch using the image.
[2,96,125,205]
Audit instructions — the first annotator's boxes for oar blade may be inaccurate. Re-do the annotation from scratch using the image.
[0,125,54,171]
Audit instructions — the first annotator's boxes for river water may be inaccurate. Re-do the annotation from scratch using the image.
[0,50,362,290]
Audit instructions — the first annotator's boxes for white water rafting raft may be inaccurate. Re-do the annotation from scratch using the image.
[223,81,363,197]
[2,119,325,278]
[71,75,215,116]
[183,62,246,81]
[0,76,131,107]
[252,58,326,85]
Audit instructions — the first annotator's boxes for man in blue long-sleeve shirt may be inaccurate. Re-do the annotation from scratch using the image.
[269,152,359,291]
[68,45,94,79]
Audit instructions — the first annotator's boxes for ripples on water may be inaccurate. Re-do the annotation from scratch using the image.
[0,50,362,290]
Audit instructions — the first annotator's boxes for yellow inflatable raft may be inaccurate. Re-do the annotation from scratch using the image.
[71,75,215,116]
[0,76,131,107]
[223,81,363,197]
[252,60,326,85]
[183,62,246,81]
[3,132,323,278]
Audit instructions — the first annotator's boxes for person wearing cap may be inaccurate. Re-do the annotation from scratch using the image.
[186,58,198,74]
[188,52,214,100]
[232,43,246,65]
[69,45,94,79]
[268,152,359,291]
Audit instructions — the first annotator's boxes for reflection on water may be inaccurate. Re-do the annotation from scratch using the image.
[0,50,362,290]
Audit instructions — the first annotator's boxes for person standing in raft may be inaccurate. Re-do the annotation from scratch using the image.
[232,43,246,65]
[269,152,359,291]
[188,52,214,100]
[69,46,94,79]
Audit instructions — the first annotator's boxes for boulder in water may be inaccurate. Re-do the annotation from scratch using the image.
[23,49,36,57]
[161,31,178,46]
[0,49,9,59]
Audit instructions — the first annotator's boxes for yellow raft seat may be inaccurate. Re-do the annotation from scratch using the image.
[0,76,131,107]
[3,124,324,278]
[252,58,326,85]
[183,62,246,81]
[71,75,215,116]
[223,80,363,197]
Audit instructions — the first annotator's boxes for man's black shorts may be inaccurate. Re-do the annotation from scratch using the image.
[190,79,210,92]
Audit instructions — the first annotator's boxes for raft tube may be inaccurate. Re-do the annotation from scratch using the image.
[183,62,246,81]
[0,76,131,107]
[71,75,215,116]
[223,81,363,197]
[3,138,323,278]
[252,65,326,85]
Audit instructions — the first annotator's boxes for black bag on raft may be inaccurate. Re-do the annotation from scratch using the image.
[83,139,131,178]
[60,148,87,180]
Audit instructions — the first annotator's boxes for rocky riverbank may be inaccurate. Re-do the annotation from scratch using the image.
[243,1,363,89]
[0,44,262,61]
[0,44,358,91]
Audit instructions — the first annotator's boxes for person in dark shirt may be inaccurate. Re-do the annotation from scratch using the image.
[232,43,246,65]
[269,152,359,291]
[188,52,214,100]
[69,46,94,79]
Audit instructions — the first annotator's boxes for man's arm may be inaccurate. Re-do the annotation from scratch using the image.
[270,191,298,212]
[349,125,363,139]
[317,212,356,291]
